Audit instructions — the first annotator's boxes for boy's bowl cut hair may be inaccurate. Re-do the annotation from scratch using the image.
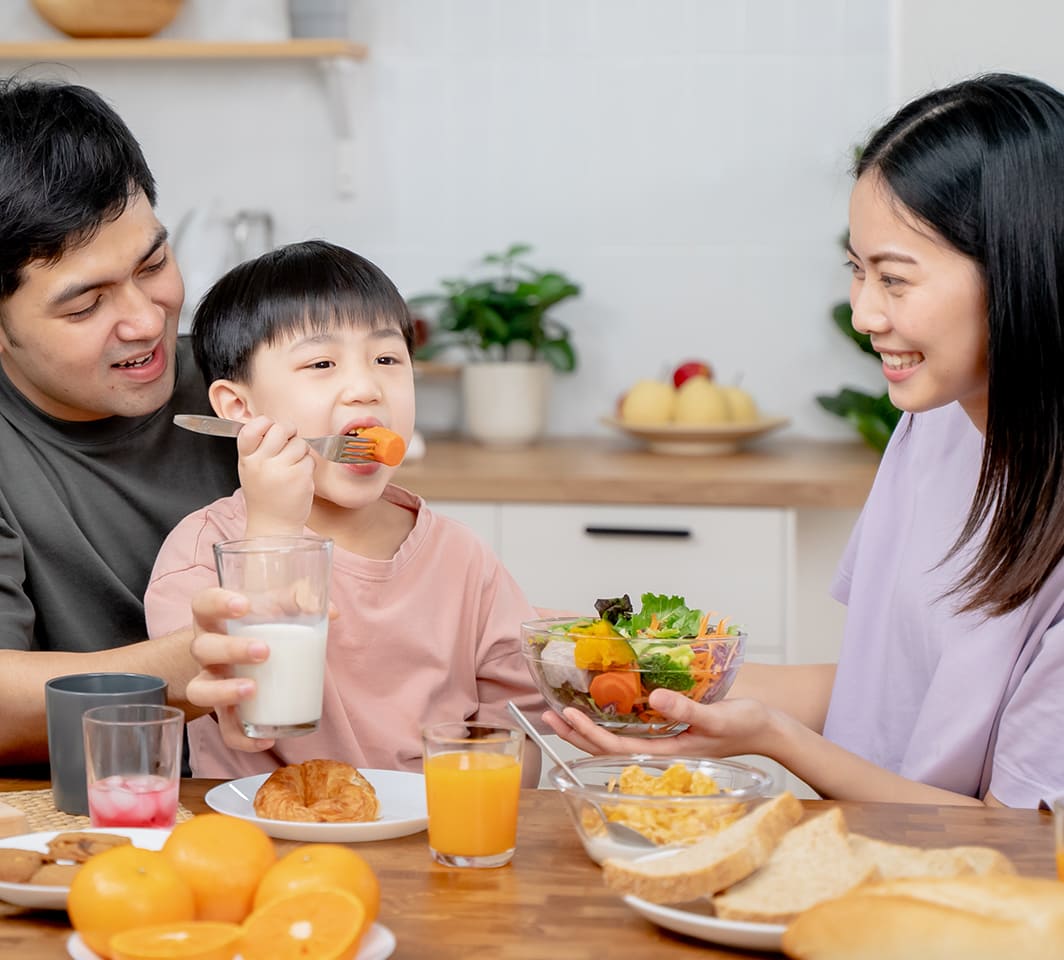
[0,78,157,302]
[192,240,415,385]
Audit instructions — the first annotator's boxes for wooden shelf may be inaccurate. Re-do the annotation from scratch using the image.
[0,39,368,62]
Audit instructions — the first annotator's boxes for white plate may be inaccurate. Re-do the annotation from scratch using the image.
[204,769,428,842]
[67,922,397,960]
[623,895,785,951]
[601,415,790,455]
[0,827,170,910]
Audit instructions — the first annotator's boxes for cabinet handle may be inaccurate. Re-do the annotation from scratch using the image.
[583,526,692,539]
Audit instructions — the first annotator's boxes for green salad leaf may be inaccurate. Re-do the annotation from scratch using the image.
[617,593,705,638]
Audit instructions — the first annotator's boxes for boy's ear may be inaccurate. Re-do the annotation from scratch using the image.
[208,379,255,421]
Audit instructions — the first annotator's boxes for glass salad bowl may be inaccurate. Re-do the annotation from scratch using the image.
[522,594,746,737]
[549,755,774,864]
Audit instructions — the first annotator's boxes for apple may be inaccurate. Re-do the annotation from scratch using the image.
[672,360,713,388]
[673,377,729,424]
[620,379,675,425]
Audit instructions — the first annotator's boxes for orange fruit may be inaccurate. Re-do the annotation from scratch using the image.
[240,887,367,960]
[109,921,242,960]
[67,846,196,960]
[252,843,380,923]
[161,814,276,923]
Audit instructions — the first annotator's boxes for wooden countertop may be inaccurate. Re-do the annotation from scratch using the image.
[0,779,1055,959]
[396,437,880,509]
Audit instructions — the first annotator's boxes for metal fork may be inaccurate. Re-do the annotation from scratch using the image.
[173,415,374,464]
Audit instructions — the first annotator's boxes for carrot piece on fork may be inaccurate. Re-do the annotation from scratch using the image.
[356,427,406,466]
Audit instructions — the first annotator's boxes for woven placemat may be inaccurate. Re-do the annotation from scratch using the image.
[0,788,192,832]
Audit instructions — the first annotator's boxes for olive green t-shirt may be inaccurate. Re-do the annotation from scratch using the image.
[0,337,239,652]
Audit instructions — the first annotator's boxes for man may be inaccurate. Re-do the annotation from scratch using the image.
[0,78,239,763]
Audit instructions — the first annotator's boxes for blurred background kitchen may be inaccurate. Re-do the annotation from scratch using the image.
[3,0,1054,437]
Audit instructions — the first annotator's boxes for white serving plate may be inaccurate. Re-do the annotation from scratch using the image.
[204,769,428,842]
[0,827,170,910]
[601,415,790,455]
[623,894,785,951]
[67,922,397,960]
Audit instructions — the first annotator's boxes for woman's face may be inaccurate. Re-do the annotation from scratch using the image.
[846,172,989,430]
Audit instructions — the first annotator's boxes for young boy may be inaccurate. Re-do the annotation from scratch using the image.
[145,240,544,782]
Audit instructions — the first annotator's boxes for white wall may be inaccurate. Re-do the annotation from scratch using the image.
[896,0,1064,103]
[0,0,893,440]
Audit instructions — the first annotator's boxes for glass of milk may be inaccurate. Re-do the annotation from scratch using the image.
[213,535,333,739]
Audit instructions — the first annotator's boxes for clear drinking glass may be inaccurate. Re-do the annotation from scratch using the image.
[213,535,333,739]
[83,704,184,829]
[422,722,524,868]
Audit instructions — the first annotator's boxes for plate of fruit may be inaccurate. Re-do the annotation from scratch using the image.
[522,593,745,737]
[605,360,789,454]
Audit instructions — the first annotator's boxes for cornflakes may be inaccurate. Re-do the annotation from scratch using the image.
[581,763,743,846]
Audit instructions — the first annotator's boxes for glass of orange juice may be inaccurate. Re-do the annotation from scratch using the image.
[422,722,524,868]
[1055,796,1064,880]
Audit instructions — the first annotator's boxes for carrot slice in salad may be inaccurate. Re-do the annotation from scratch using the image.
[589,671,641,714]
[356,426,406,466]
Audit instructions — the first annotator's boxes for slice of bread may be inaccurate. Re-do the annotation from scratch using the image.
[848,834,1015,880]
[601,790,803,904]
[712,807,878,925]
[781,875,1064,960]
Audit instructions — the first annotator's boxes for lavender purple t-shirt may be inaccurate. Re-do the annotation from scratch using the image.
[822,403,1064,808]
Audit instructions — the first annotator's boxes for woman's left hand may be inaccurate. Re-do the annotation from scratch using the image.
[542,687,782,759]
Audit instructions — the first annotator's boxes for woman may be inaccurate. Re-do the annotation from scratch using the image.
[545,73,1064,808]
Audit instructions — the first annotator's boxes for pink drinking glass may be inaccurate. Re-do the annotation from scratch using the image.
[82,704,184,829]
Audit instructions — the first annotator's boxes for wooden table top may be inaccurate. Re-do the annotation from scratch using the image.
[395,437,880,509]
[0,779,1055,959]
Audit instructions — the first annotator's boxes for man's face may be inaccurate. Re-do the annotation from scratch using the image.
[0,191,183,421]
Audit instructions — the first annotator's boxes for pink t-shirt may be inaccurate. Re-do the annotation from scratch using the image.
[823,404,1064,807]
[146,485,545,778]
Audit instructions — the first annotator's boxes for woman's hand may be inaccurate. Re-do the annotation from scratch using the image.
[236,415,315,537]
[186,586,275,754]
[542,688,783,759]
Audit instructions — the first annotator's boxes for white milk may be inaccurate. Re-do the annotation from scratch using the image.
[229,621,328,730]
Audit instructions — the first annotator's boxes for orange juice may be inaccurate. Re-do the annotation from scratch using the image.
[1058,849,1064,881]
[425,752,521,856]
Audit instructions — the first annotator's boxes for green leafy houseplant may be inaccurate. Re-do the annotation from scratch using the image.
[409,243,581,372]
[816,298,902,453]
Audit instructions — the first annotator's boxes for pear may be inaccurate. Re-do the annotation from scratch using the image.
[673,376,729,424]
[721,385,759,422]
[620,379,675,425]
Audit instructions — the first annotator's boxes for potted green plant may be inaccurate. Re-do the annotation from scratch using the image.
[409,243,581,446]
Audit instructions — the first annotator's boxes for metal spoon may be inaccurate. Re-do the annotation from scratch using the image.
[506,701,655,848]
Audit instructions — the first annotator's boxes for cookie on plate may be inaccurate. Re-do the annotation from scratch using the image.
[46,831,130,863]
[0,848,46,883]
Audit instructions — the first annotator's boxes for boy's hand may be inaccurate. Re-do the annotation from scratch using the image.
[236,416,315,536]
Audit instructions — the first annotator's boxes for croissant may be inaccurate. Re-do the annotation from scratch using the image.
[254,759,380,823]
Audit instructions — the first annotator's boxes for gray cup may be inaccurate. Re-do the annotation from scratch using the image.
[44,673,167,815]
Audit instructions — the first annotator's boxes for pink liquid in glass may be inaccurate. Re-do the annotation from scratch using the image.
[87,774,179,828]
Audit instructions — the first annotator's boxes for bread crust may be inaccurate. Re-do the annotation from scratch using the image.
[254,759,380,823]
[781,875,1064,960]
[601,791,803,904]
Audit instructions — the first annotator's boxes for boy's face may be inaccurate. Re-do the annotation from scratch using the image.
[241,322,416,509]
[0,191,182,421]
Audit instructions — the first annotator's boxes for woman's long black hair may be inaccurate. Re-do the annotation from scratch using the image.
[857,73,1064,616]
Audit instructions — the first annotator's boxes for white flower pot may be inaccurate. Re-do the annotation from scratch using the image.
[462,362,550,447]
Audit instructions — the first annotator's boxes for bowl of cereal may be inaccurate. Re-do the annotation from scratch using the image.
[522,593,745,737]
[548,755,774,864]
